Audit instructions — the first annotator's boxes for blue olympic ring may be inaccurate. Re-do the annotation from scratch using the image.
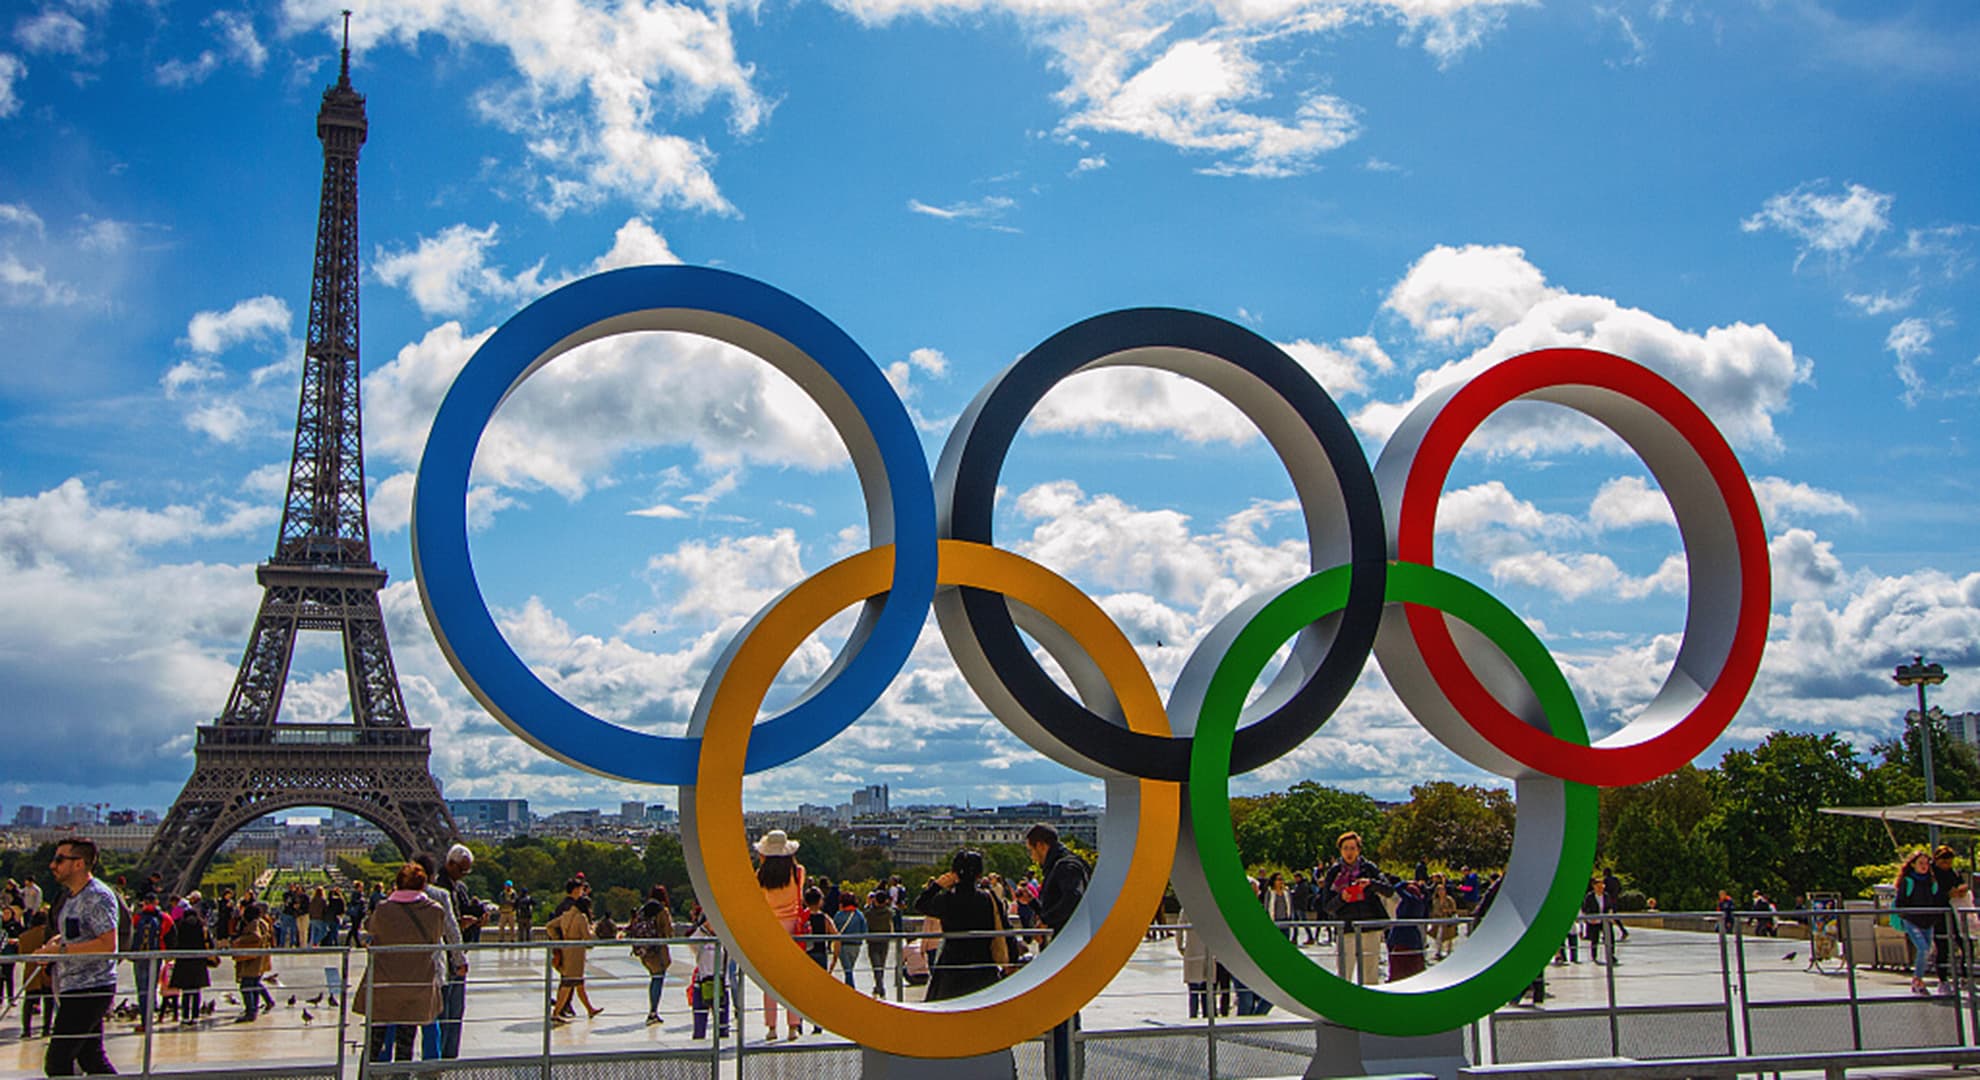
[410,266,938,783]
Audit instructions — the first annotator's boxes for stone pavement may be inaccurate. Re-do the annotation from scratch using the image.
[0,926,1958,1077]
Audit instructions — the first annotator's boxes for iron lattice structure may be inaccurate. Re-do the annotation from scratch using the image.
[142,35,457,894]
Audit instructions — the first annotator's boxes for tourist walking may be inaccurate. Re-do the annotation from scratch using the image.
[17,911,50,1039]
[686,910,731,1040]
[34,837,121,1075]
[547,895,604,1022]
[627,892,675,1025]
[915,850,1002,1001]
[130,895,167,1031]
[1429,880,1458,959]
[433,844,481,1057]
[356,863,448,1066]
[1897,849,1947,995]
[830,894,868,989]
[754,830,808,1041]
[230,901,276,1022]
[1176,907,1227,1017]
[1027,825,1089,934]
[1933,846,1962,990]
[1582,877,1617,965]
[1386,879,1428,981]
[1263,873,1296,939]
[165,905,216,1026]
[862,890,896,997]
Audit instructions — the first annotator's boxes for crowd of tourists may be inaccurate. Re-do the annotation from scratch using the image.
[14,826,1980,1074]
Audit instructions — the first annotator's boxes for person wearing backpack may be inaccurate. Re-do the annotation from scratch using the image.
[130,897,167,1032]
[830,894,867,989]
[627,891,675,1026]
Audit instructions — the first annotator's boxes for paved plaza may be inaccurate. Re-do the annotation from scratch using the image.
[0,925,1967,1077]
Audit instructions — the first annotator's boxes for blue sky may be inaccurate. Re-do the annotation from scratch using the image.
[1,0,1976,816]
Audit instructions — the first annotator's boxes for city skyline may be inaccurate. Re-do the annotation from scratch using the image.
[1,3,1976,818]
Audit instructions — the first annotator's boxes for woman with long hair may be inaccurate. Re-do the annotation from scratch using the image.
[165,905,214,1025]
[915,850,1004,1001]
[628,888,675,1026]
[1896,849,1947,995]
[548,895,604,1021]
[754,831,807,1041]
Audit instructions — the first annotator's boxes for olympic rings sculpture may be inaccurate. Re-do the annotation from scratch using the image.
[411,265,1770,1055]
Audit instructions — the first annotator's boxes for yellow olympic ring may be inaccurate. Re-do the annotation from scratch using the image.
[682,540,1180,1058]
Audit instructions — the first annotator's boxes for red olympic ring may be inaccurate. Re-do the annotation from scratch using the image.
[1390,348,1769,786]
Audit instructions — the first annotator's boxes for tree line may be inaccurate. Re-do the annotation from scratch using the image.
[1230,719,1975,912]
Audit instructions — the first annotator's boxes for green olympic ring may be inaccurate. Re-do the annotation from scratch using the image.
[1178,561,1597,1036]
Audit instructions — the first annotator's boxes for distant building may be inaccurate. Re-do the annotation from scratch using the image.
[541,809,603,829]
[277,821,326,869]
[1923,709,1980,749]
[852,784,890,818]
[620,801,646,823]
[449,798,531,834]
[52,804,98,827]
[645,804,678,827]
[11,806,40,827]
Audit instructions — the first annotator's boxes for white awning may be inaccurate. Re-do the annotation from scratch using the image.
[1821,802,1980,831]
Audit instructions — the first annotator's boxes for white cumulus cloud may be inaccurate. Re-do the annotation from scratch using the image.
[1741,181,1893,266]
[1357,244,1808,454]
[283,0,766,216]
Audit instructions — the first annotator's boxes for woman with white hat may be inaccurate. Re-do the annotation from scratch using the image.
[755,830,808,1040]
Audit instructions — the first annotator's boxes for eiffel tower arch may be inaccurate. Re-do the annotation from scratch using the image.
[140,21,457,896]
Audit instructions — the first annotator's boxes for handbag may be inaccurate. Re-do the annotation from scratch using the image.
[987,897,1011,971]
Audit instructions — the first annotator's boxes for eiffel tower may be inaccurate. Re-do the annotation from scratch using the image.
[141,19,457,895]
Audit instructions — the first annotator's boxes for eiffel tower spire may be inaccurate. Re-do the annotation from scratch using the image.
[141,25,456,894]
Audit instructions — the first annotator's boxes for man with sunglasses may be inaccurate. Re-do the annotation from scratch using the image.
[33,837,120,1074]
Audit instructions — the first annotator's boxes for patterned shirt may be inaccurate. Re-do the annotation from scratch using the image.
[54,876,120,992]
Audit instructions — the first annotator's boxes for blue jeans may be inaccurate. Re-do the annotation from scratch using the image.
[371,1022,416,1062]
[1904,919,1938,979]
[277,913,297,948]
[422,974,466,1059]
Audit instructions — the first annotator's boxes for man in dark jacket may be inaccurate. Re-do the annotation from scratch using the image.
[1027,823,1089,1079]
[1315,831,1394,985]
[1026,825,1089,935]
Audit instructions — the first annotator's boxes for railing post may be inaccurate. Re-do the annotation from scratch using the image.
[361,944,376,1080]
[334,947,351,1080]
[1734,911,1752,1055]
[141,955,155,1078]
[1602,916,1620,1057]
[1843,905,1863,1051]
[1717,917,1737,1056]
[1203,929,1216,1080]
[707,937,722,1080]
[540,935,555,1080]
[1950,904,1967,1047]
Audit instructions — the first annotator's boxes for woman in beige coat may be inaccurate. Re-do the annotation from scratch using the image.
[356,863,447,1065]
[1430,882,1459,959]
[548,894,603,1021]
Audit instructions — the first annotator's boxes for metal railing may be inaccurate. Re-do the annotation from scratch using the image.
[0,906,1974,1078]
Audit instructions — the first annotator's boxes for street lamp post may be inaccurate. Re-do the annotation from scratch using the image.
[1894,655,1950,849]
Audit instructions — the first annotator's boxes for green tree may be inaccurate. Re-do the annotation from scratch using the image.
[1382,782,1515,871]
[1233,781,1386,871]
[1702,731,1897,902]
[641,832,692,905]
[983,843,1031,882]
[1874,707,1980,805]
[791,826,852,881]
[1600,765,1722,910]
